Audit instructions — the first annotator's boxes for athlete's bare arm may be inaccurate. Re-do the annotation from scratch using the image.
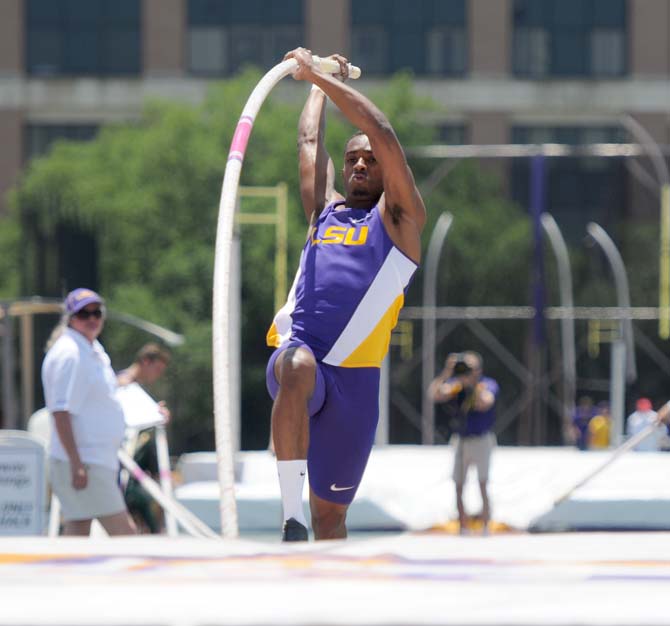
[297,87,334,222]
[287,47,426,261]
[296,56,348,222]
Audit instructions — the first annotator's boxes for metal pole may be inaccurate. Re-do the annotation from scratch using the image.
[20,313,34,428]
[117,449,218,539]
[554,419,661,505]
[586,222,637,444]
[528,155,547,444]
[154,424,178,537]
[276,182,288,312]
[376,355,389,445]
[1,306,17,429]
[610,341,626,446]
[540,214,576,443]
[421,213,453,445]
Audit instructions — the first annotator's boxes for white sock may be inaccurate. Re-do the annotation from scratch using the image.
[277,459,308,527]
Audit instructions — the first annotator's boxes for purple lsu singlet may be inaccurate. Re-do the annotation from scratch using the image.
[267,201,417,364]
[265,200,418,504]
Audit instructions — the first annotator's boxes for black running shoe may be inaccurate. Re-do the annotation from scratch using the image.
[282,518,308,542]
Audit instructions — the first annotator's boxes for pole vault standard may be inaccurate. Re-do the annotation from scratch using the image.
[212,56,361,539]
[421,213,453,445]
[540,213,576,442]
[586,222,637,445]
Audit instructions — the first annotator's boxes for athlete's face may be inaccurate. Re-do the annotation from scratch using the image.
[342,134,384,207]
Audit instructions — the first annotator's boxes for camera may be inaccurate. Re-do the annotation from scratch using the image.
[451,353,472,376]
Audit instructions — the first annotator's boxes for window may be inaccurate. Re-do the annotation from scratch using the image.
[26,0,141,77]
[24,124,99,161]
[427,26,467,75]
[22,123,101,297]
[188,0,303,76]
[511,126,627,240]
[591,29,625,77]
[437,124,467,145]
[350,26,388,75]
[512,0,627,78]
[351,0,467,76]
[189,28,227,75]
[513,27,549,77]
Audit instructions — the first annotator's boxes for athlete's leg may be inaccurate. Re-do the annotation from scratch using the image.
[62,519,92,536]
[309,490,348,540]
[306,366,379,540]
[475,433,495,534]
[271,345,317,458]
[98,511,138,536]
[478,480,490,532]
[268,343,324,538]
[455,483,467,532]
[452,437,467,532]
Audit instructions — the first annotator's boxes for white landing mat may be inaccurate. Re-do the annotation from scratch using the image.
[176,446,670,532]
[1,532,668,626]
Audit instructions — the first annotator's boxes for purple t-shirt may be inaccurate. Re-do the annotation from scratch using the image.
[461,376,499,436]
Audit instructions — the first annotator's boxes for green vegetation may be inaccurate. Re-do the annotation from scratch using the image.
[7,70,531,451]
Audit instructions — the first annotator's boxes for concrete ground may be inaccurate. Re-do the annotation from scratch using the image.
[1,530,668,626]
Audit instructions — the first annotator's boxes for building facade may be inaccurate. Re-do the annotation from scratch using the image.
[1,0,668,224]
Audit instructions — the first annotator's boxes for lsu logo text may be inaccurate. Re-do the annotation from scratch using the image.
[311,225,368,246]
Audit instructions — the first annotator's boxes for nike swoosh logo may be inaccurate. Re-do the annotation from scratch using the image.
[330,483,355,491]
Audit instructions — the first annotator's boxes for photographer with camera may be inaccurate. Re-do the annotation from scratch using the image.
[428,351,498,535]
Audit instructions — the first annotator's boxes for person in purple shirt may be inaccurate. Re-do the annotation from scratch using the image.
[571,396,597,450]
[428,351,498,534]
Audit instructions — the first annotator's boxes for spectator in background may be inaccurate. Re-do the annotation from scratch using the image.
[572,396,596,450]
[41,288,136,536]
[655,402,670,450]
[588,402,611,449]
[627,398,665,452]
[116,343,171,389]
[428,351,498,535]
[117,343,172,534]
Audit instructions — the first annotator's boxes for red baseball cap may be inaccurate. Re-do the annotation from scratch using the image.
[636,398,652,411]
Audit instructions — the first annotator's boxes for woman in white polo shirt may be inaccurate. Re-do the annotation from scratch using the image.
[42,288,136,536]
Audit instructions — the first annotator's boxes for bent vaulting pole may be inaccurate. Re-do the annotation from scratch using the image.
[212,56,360,538]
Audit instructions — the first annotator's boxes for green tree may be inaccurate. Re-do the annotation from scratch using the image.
[8,70,533,450]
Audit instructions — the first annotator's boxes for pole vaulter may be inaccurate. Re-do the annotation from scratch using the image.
[212,56,361,538]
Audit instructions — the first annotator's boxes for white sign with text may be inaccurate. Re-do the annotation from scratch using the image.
[0,433,46,536]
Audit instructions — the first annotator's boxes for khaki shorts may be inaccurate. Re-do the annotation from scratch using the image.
[452,432,496,485]
[49,458,127,522]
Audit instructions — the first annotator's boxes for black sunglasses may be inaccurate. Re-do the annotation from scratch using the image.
[74,308,104,320]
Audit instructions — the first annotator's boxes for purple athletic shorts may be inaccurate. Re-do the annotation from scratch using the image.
[266,341,380,505]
